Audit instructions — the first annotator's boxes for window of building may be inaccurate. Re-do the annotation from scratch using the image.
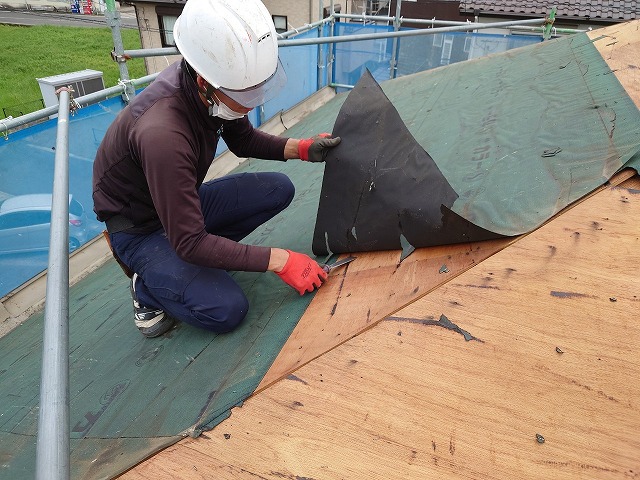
[323,4,341,18]
[156,6,181,47]
[272,15,288,33]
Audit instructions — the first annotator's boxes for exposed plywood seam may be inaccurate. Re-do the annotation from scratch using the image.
[255,169,636,394]
[588,21,640,109]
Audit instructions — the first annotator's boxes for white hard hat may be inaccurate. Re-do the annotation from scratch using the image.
[173,0,287,108]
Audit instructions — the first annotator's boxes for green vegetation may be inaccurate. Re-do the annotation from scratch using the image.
[0,24,147,117]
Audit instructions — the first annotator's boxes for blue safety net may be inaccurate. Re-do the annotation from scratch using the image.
[0,25,541,298]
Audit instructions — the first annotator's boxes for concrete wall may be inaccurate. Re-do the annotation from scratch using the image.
[388,0,469,24]
[134,2,182,74]
[266,0,363,29]
[133,0,367,75]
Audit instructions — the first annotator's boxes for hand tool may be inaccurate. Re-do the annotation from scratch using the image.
[322,256,356,273]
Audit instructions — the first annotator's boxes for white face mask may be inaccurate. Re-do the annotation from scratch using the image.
[209,92,246,120]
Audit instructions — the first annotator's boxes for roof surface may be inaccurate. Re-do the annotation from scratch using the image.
[122,175,640,480]
[121,20,640,479]
[459,0,639,20]
[0,18,639,480]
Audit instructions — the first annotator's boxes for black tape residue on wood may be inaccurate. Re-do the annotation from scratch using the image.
[312,70,503,256]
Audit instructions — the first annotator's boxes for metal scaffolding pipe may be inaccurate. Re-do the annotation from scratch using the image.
[329,82,356,90]
[74,73,159,107]
[0,73,159,133]
[510,24,584,34]
[328,0,336,86]
[334,13,583,34]
[1,106,60,131]
[35,89,71,480]
[124,46,179,58]
[389,0,402,79]
[105,0,135,101]
[278,18,547,46]
[0,15,574,136]
[0,16,557,134]
[278,17,331,39]
[121,17,548,59]
[317,0,325,90]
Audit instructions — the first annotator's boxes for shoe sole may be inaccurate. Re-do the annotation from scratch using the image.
[139,316,176,338]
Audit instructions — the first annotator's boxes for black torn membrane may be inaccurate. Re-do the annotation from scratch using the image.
[313,70,503,256]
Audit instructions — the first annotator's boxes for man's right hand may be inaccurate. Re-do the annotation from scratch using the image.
[272,249,327,295]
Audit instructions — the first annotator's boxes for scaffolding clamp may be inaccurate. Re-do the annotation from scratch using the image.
[543,7,557,40]
[55,86,81,115]
[118,79,134,103]
[111,48,132,64]
[1,116,12,141]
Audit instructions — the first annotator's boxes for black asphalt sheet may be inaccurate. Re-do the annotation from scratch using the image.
[313,70,504,256]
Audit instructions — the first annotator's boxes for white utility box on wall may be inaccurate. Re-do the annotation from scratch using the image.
[37,69,105,110]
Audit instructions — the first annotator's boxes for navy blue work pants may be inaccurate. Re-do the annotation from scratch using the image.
[109,172,295,333]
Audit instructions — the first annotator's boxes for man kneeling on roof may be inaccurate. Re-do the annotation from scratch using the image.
[92,0,340,338]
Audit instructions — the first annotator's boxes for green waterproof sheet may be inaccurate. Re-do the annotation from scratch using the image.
[410,34,640,235]
[0,141,335,478]
[383,32,640,236]
[1,31,639,480]
[314,32,640,254]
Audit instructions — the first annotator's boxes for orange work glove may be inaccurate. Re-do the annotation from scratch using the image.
[276,250,328,295]
[297,133,341,162]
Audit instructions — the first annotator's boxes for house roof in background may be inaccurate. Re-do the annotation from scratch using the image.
[124,0,638,22]
[459,0,639,21]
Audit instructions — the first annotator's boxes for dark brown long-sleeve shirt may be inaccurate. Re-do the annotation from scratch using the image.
[92,60,289,272]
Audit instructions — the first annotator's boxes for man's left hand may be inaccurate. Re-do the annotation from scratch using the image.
[298,133,341,162]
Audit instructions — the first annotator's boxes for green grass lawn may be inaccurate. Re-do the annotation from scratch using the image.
[0,24,147,117]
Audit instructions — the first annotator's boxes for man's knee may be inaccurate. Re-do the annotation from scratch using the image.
[269,172,295,210]
[187,288,249,333]
[279,173,295,199]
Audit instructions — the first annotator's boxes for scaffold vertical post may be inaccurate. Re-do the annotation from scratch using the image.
[543,7,557,40]
[105,0,136,102]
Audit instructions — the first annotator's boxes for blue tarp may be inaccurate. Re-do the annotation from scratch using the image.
[0,27,541,298]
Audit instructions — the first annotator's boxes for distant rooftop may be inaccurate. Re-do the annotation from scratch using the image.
[460,0,639,21]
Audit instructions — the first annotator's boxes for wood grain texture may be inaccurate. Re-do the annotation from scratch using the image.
[116,18,640,476]
[256,169,636,392]
[589,20,640,109]
[121,179,640,480]
[257,238,516,390]
[256,17,640,380]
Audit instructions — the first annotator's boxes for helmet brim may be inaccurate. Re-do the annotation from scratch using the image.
[219,58,287,109]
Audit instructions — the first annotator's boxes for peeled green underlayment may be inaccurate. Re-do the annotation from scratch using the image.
[313,32,640,252]
[388,33,640,236]
[1,32,639,479]
[312,32,640,254]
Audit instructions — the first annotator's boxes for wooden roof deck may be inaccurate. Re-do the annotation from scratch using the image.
[121,175,640,480]
[119,22,640,479]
